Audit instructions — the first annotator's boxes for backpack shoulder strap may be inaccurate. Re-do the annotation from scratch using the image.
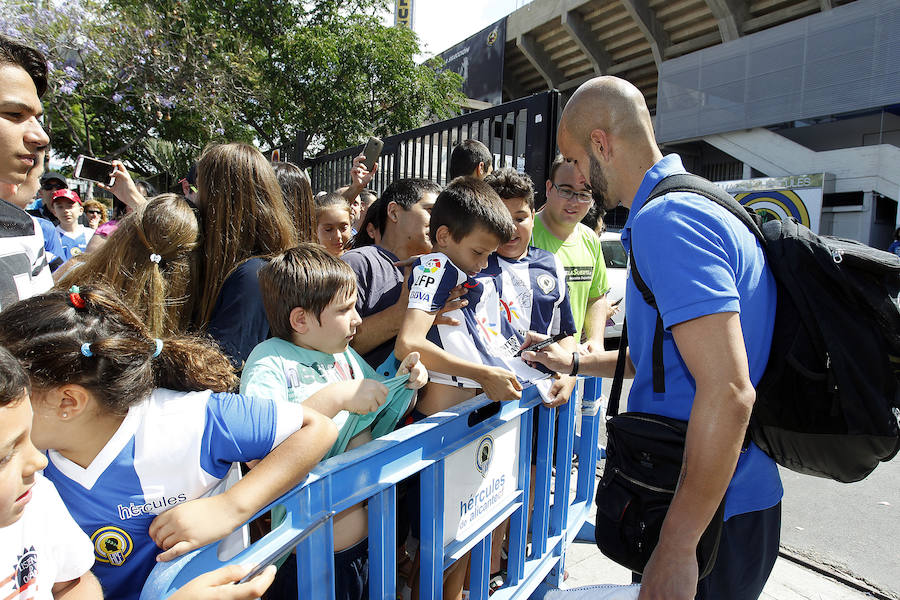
[628,172,766,395]
[643,173,766,247]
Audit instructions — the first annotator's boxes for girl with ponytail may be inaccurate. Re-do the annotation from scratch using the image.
[56,193,199,337]
[0,285,337,600]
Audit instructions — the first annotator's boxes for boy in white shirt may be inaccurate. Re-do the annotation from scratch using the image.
[0,345,100,599]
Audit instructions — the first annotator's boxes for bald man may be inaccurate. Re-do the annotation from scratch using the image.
[528,77,782,599]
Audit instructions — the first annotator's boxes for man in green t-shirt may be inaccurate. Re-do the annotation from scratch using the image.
[531,155,609,347]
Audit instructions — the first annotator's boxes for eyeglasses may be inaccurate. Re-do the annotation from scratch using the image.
[551,183,593,203]
[41,182,64,191]
[85,210,103,216]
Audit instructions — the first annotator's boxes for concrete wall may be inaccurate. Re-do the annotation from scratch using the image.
[704,128,900,245]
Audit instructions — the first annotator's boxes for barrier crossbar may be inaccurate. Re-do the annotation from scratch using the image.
[142,377,603,600]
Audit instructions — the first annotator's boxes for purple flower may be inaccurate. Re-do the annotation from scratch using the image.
[125,105,135,112]
[59,81,77,95]
[215,127,225,136]
[64,65,80,79]
[112,93,123,103]
[143,29,153,38]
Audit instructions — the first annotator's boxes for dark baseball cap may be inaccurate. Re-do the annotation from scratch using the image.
[40,171,68,188]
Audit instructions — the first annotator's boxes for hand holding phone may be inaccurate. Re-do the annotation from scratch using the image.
[74,155,115,186]
[361,137,383,171]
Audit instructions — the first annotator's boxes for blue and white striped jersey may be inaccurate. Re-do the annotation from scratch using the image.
[42,388,303,600]
[407,252,546,388]
[481,247,576,340]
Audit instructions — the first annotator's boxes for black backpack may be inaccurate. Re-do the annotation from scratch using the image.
[627,173,900,483]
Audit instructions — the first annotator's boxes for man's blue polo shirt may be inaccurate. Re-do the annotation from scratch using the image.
[620,154,782,520]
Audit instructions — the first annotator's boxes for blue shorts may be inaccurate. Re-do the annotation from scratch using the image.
[334,537,369,600]
[632,502,781,599]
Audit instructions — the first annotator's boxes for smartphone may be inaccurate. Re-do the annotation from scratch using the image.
[74,155,115,186]
[515,332,568,357]
[361,137,383,171]
[611,297,623,307]
[236,512,333,584]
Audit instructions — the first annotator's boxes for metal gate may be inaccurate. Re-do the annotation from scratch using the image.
[308,91,560,206]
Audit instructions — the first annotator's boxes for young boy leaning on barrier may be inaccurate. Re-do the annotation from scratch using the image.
[395,177,541,414]
[396,177,554,599]
[240,243,427,600]
[480,167,581,589]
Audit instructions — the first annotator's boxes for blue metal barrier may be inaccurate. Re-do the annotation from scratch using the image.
[142,377,603,599]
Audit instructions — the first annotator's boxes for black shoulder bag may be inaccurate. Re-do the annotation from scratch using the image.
[593,176,729,577]
[593,321,725,578]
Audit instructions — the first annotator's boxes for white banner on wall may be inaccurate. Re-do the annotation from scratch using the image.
[717,173,829,234]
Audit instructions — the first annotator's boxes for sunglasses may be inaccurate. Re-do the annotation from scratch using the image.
[41,182,64,191]
[85,210,103,216]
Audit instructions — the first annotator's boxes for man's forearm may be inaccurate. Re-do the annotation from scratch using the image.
[657,383,754,548]
[579,348,633,378]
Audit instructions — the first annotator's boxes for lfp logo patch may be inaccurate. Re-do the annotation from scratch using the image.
[422,258,442,273]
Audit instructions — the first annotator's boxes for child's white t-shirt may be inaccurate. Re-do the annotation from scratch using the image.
[0,473,93,599]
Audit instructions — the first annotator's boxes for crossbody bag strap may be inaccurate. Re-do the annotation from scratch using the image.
[608,318,628,417]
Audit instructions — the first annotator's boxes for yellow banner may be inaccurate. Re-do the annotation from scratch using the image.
[395,0,413,28]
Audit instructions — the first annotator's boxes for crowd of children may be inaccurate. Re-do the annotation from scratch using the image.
[0,34,614,600]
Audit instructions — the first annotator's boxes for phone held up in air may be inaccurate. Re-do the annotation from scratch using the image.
[74,155,115,186]
[361,137,383,171]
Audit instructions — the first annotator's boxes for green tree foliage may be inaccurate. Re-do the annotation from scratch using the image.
[2,0,463,176]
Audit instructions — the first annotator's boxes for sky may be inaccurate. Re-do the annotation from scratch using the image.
[402,0,530,57]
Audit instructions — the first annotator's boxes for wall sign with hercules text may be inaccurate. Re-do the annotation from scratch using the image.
[717,173,831,234]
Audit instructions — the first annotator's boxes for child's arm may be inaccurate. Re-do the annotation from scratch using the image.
[302,379,389,417]
[52,572,103,599]
[242,355,389,418]
[149,406,338,561]
[541,336,578,408]
[396,308,521,402]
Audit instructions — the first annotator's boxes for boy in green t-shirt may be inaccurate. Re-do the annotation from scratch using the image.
[531,155,609,346]
[240,243,426,600]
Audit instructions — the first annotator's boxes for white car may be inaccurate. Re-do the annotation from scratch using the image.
[600,231,627,340]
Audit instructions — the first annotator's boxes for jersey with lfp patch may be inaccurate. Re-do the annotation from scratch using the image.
[407,252,546,388]
[41,389,303,600]
[480,247,576,339]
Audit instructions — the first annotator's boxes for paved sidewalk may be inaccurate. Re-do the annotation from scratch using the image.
[563,531,882,600]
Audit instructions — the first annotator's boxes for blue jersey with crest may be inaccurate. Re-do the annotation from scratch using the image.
[480,247,576,339]
[407,252,546,387]
[42,388,303,600]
